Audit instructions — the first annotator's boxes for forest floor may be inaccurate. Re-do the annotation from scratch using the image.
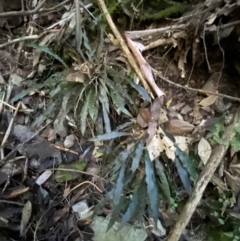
[0,0,240,241]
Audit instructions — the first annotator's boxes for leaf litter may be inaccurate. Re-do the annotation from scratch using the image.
[1,0,240,240]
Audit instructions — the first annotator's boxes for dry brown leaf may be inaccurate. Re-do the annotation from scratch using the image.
[150,97,163,121]
[164,119,195,135]
[198,137,212,165]
[35,170,52,186]
[2,187,29,199]
[158,127,176,160]
[146,121,157,146]
[139,108,150,123]
[66,72,86,82]
[158,108,169,125]
[20,201,32,236]
[230,164,240,175]
[137,112,148,128]
[199,95,218,107]
[175,136,193,153]
[224,170,240,195]
[180,105,192,115]
[146,134,164,161]
[201,72,220,94]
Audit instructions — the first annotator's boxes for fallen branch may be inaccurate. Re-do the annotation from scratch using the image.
[96,0,153,97]
[153,69,240,102]
[125,24,187,39]
[0,0,71,18]
[0,35,40,49]
[167,107,240,241]
[0,0,46,18]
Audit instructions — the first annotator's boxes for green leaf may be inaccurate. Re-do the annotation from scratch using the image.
[126,78,151,103]
[111,146,135,176]
[144,150,158,225]
[11,83,46,102]
[155,159,171,204]
[31,102,55,127]
[175,157,192,195]
[131,136,146,173]
[135,181,147,221]
[82,29,95,61]
[231,135,240,152]
[118,185,140,230]
[234,125,240,133]
[175,146,198,181]
[99,84,110,112]
[110,90,132,117]
[114,122,133,131]
[27,43,68,68]
[88,87,97,120]
[107,195,125,232]
[102,102,111,133]
[80,90,91,135]
[74,84,89,118]
[89,132,130,141]
[121,91,137,112]
[113,164,126,206]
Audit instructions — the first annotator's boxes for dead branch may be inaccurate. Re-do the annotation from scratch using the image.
[125,24,187,39]
[153,69,240,102]
[167,107,240,241]
[0,35,40,49]
[0,0,46,18]
[96,0,153,97]
[0,0,71,18]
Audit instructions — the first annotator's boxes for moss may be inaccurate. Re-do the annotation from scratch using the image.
[140,3,192,20]
[54,160,87,183]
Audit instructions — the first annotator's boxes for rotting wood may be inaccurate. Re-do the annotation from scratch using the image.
[167,108,240,241]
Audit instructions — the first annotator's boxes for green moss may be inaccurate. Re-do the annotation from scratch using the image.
[140,3,192,20]
[54,160,87,183]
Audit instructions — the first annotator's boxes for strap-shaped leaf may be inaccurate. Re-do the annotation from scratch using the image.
[114,122,133,131]
[102,103,111,133]
[175,156,192,195]
[113,164,126,206]
[110,90,132,117]
[155,159,171,204]
[126,78,151,103]
[111,146,135,176]
[89,131,130,141]
[92,99,99,123]
[31,102,55,127]
[88,87,97,120]
[80,90,91,135]
[121,91,137,113]
[99,78,109,94]
[131,136,147,173]
[135,181,147,221]
[118,185,140,230]
[144,150,159,225]
[175,146,198,181]
[11,83,47,102]
[99,85,110,113]
[27,43,68,68]
[107,195,125,232]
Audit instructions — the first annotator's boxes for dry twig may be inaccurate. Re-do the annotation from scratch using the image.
[0,0,46,18]
[153,69,240,102]
[0,35,40,49]
[0,0,71,18]
[96,0,153,97]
